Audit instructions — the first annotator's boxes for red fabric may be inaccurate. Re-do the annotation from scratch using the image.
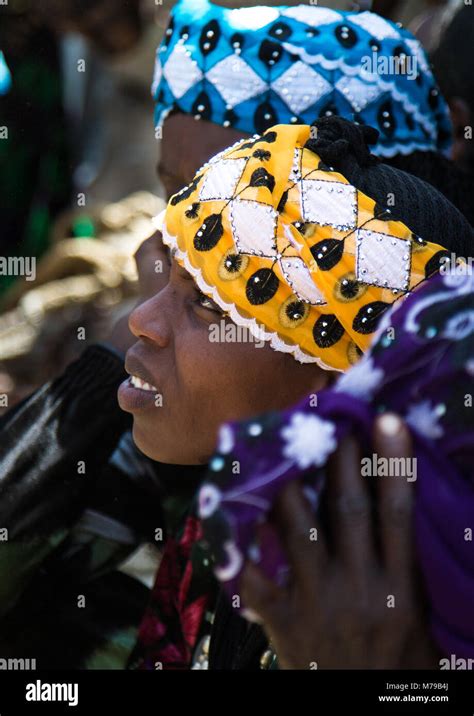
[131,516,210,670]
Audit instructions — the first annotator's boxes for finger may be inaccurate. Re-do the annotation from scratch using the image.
[240,562,287,629]
[273,481,327,594]
[327,434,377,578]
[374,413,416,585]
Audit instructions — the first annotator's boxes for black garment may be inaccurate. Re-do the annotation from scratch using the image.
[0,343,203,668]
[0,342,262,669]
[0,344,130,546]
[209,591,268,670]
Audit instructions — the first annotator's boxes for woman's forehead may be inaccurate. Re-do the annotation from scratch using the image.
[165,244,193,282]
[161,113,250,184]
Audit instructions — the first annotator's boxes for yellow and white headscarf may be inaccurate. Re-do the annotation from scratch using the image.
[158,124,446,371]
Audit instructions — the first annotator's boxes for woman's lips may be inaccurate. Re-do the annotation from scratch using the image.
[118,374,160,412]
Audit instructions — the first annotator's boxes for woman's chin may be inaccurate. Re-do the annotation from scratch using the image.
[131,423,195,464]
[130,425,162,461]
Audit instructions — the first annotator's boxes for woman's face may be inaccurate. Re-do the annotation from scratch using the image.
[118,237,331,464]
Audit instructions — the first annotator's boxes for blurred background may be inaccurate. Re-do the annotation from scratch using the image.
[0,0,466,411]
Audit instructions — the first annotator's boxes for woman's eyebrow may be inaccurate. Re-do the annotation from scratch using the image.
[165,245,192,278]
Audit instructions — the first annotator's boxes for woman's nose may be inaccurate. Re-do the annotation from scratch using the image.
[128,290,172,348]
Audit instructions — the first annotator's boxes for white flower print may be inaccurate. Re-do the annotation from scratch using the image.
[335,356,384,400]
[214,540,244,582]
[280,412,336,469]
[405,400,444,440]
[218,424,235,454]
[198,484,222,519]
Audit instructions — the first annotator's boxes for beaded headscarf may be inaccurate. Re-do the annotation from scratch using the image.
[157,123,448,371]
[152,0,452,158]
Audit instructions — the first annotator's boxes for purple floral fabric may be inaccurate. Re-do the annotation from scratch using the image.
[199,267,474,658]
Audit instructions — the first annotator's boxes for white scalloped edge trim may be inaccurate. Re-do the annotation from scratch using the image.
[152,66,449,157]
[371,139,441,158]
[152,45,442,144]
[280,43,439,140]
[152,209,166,232]
[153,103,440,158]
[159,217,341,371]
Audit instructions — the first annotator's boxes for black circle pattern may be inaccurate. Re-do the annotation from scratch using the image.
[313,314,344,348]
[249,167,276,192]
[192,91,212,120]
[353,301,390,334]
[377,100,396,137]
[335,24,358,48]
[334,273,367,303]
[258,39,283,67]
[246,268,279,305]
[199,20,221,55]
[254,102,278,134]
[193,214,224,251]
[310,238,344,271]
[269,22,292,41]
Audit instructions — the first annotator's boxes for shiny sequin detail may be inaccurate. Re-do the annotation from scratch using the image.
[153,2,452,158]
[161,124,446,371]
[356,229,411,291]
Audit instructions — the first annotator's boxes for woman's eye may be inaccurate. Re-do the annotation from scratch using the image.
[196,290,223,314]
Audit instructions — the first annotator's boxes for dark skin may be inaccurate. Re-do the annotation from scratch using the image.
[115,111,436,665]
[118,236,331,465]
[118,111,332,464]
[158,113,251,198]
[110,113,251,350]
[240,414,439,669]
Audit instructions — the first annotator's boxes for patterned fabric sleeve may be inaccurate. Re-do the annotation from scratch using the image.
[199,266,474,658]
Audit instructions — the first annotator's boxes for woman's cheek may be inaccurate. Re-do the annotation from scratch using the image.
[177,320,268,426]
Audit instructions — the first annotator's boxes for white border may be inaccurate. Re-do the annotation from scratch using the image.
[158,214,341,371]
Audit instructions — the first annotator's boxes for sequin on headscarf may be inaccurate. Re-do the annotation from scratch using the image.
[152,0,452,158]
[158,123,447,371]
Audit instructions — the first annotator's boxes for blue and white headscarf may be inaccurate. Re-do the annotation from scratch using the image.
[152,0,452,158]
[0,51,11,95]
